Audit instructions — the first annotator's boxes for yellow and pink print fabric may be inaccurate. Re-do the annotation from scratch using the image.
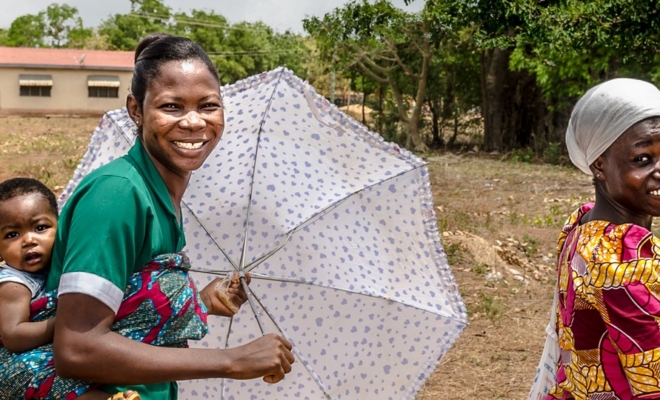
[549,203,660,400]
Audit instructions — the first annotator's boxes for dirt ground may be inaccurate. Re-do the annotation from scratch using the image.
[0,115,611,399]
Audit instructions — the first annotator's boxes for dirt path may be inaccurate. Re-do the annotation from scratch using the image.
[417,154,595,399]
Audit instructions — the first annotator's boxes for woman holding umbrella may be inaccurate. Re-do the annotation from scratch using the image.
[40,33,294,399]
[546,78,660,399]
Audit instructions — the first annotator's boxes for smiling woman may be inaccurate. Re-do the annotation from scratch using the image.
[48,33,294,400]
[0,33,294,400]
[126,57,225,211]
[539,78,660,400]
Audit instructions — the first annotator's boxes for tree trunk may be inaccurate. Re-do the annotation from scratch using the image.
[362,89,367,125]
[480,50,489,150]
[428,98,443,148]
[483,48,508,151]
[481,48,545,152]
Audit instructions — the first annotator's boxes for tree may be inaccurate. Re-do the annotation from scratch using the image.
[425,26,480,148]
[99,0,171,50]
[5,13,47,47]
[414,0,660,152]
[268,30,309,79]
[0,29,9,46]
[304,0,434,152]
[506,0,660,144]
[420,0,547,152]
[44,4,90,48]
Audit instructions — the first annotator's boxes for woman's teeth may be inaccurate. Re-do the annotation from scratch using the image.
[174,141,204,150]
[651,189,660,195]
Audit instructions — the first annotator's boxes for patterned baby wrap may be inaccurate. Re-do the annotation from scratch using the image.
[0,252,208,399]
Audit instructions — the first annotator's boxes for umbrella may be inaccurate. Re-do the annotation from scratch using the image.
[60,67,467,400]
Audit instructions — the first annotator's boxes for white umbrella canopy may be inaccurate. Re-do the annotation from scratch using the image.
[60,68,467,400]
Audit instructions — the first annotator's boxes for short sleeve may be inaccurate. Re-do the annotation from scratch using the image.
[57,175,148,313]
[0,267,39,297]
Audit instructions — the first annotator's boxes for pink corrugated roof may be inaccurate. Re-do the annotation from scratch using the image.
[0,47,134,70]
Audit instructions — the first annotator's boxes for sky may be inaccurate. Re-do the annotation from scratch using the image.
[0,0,425,33]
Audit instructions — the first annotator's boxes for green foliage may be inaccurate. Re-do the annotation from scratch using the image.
[444,243,464,265]
[521,234,539,257]
[99,0,171,50]
[2,4,91,48]
[542,142,563,165]
[510,148,534,164]
[304,0,481,151]
[489,0,660,104]
[5,13,47,47]
[473,263,488,276]
[44,4,89,48]
[472,291,504,321]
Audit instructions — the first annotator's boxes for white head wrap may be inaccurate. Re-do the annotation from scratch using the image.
[566,78,660,174]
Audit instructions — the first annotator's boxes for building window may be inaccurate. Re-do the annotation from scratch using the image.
[87,75,120,98]
[18,74,53,97]
[20,86,52,97]
[88,86,119,98]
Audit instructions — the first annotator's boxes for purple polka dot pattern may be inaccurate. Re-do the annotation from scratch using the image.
[59,68,467,400]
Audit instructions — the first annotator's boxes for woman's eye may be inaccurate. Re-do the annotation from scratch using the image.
[635,155,651,163]
[202,103,221,110]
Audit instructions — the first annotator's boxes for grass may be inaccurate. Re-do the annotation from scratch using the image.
[0,116,94,191]
[472,291,505,321]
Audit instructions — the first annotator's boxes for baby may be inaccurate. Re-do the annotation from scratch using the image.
[0,177,139,400]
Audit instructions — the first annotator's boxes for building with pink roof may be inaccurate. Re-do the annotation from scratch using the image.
[0,46,134,115]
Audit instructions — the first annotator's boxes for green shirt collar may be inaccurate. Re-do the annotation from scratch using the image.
[127,138,179,224]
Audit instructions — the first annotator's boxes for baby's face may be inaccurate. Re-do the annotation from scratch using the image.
[0,193,57,274]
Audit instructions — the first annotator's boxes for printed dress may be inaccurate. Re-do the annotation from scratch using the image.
[0,253,208,399]
[548,203,660,400]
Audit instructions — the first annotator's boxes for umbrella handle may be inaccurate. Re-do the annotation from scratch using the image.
[239,274,266,335]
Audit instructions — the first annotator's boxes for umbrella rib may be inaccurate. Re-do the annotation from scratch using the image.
[191,272,467,325]
[239,68,287,271]
[180,199,240,271]
[278,164,425,240]
[182,159,423,277]
[180,70,291,272]
[254,274,467,324]
[247,284,335,399]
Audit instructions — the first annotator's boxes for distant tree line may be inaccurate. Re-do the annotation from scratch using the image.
[0,0,310,86]
[3,0,658,155]
[304,0,660,154]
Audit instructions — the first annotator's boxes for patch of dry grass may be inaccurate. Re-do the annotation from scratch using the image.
[417,154,594,399]
[0,116,98,193]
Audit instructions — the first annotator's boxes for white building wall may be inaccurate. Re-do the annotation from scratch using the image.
[0,67,133,115]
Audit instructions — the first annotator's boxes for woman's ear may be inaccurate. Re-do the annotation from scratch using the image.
[126,94,142,128]
[590,156,606,181]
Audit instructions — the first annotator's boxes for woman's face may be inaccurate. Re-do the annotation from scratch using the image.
[132,59,224,179]
[597,118,660,218]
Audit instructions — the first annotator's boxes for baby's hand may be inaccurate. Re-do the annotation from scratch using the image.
[214,273,240,314]
[200,272,250,317]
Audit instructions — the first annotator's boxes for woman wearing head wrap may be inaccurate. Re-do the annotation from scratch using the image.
[546,78,660,399]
